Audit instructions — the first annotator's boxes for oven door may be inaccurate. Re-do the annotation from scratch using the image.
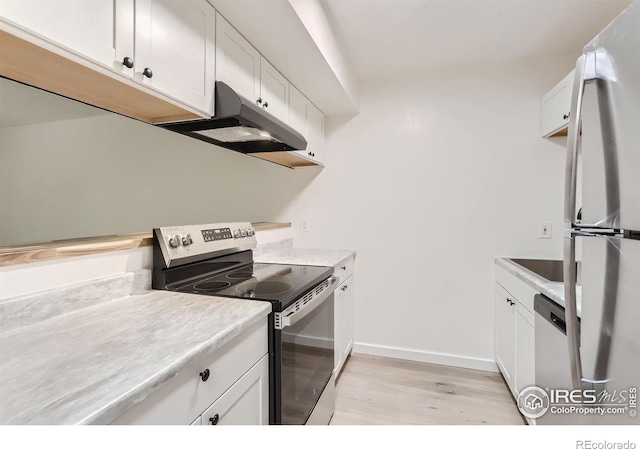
[276,277,338,425]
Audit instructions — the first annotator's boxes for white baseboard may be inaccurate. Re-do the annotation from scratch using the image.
[352,342,499,373]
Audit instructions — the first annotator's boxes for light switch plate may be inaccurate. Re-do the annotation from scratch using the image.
[300,219,309,232]
[538,221,552,239]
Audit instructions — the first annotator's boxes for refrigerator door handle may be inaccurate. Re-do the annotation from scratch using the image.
[564,54,588,392]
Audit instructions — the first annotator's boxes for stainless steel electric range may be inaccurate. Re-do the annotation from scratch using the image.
[152,222,339,425]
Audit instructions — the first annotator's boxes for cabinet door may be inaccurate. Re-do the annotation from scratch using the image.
[307,102,325,163]
[135,0,215,115]
[260,57,289,123]
[289,85,312,160]
[495,285,516,393]
[341,276,354,364]
[514,303,535,394]
[0,0,134,77]
[201,354,269,425]
[334,285,344,374]
[540,70,575,137]
[215,12,261,104]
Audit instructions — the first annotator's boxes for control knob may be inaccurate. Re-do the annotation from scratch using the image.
[247,228,255,236]
[182,234,193,246]
[168,235,180,248]
[240,229,247,237]
[233,230,241,239]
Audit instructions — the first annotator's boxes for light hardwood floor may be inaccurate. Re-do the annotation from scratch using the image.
[330,354,526,425]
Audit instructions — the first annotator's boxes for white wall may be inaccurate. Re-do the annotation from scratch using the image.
[273,54,577,368]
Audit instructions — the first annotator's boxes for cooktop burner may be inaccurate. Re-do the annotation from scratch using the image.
[174,262,332,311]
[193,280,232,291]
[236,280,293,297]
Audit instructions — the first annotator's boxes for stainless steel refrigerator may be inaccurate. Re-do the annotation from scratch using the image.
[563,0,640,425]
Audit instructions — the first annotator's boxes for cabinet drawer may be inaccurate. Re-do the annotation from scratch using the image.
[334,255,354,283]
[495,265,537,314]
[112,317,268,425]
[201,354,269,425]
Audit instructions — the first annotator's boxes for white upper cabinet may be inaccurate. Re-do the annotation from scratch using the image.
[289,84,308,134]
[215,14,291,124]
[259,57,289,123]
[0,0,215,117]
[541,70,575,138]
[289,84,324,164]
[0,0,135,77]
[135,0,216,115]
[307,102,325,163]
[215,12,261,104]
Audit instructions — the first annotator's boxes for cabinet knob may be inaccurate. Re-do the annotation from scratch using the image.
[563,112,570,120]
[263,101,269,108]
[143,67,153,78]
[308,152,312,157]
[342,266,347,270]
[256,97,262,105]
[209,414,219,425]
[199,369,210,382]
[122,57,134,69]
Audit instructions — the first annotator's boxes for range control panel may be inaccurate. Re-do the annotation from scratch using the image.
[202,227,233,242]
[154,222,257,268]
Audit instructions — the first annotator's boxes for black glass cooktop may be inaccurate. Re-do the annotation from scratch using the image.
[174,262,332,311]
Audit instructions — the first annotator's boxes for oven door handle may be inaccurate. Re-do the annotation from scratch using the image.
[276,277,340,329]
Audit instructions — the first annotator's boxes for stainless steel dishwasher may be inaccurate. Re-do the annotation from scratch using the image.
[534,294,581,424]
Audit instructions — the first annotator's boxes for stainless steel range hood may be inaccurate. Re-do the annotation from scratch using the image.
[159,81,307,154]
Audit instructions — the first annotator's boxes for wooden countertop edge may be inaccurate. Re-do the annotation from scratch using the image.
[0,222,291,268]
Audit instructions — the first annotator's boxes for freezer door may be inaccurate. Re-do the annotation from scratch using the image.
[579,235,640,424]
[582,2,640,231]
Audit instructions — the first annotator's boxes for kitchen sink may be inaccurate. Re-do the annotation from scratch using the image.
[509,258,581,284]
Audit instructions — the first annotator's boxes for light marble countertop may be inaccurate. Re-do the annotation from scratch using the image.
[0,280,271,425]
[495,257,582,316]
[255,246,356,268]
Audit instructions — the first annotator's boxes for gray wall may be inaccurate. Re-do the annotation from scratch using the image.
[0,112,319,245]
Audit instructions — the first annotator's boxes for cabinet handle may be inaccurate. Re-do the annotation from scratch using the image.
[122,57,134,69]
[263,101,269,108]
[256,97,262,105]
[143,67,153,78]
[342,266,346,270]
[199,369,210,382]
[209,414,219,425]
[563,112,570,120]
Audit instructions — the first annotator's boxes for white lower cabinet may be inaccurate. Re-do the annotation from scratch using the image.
[495,285,516,392]
[201,354,268,425]
[334,256,355,377]
[112,317,268,425]
[494,264,537,423]
[514,303,535,394]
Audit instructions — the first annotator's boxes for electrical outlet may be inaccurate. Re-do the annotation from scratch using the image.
[300,219,309,232]
[538,221,552,239]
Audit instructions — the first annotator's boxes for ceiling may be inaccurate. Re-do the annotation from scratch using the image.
[321,0,631,80]
[0,78,107,128]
